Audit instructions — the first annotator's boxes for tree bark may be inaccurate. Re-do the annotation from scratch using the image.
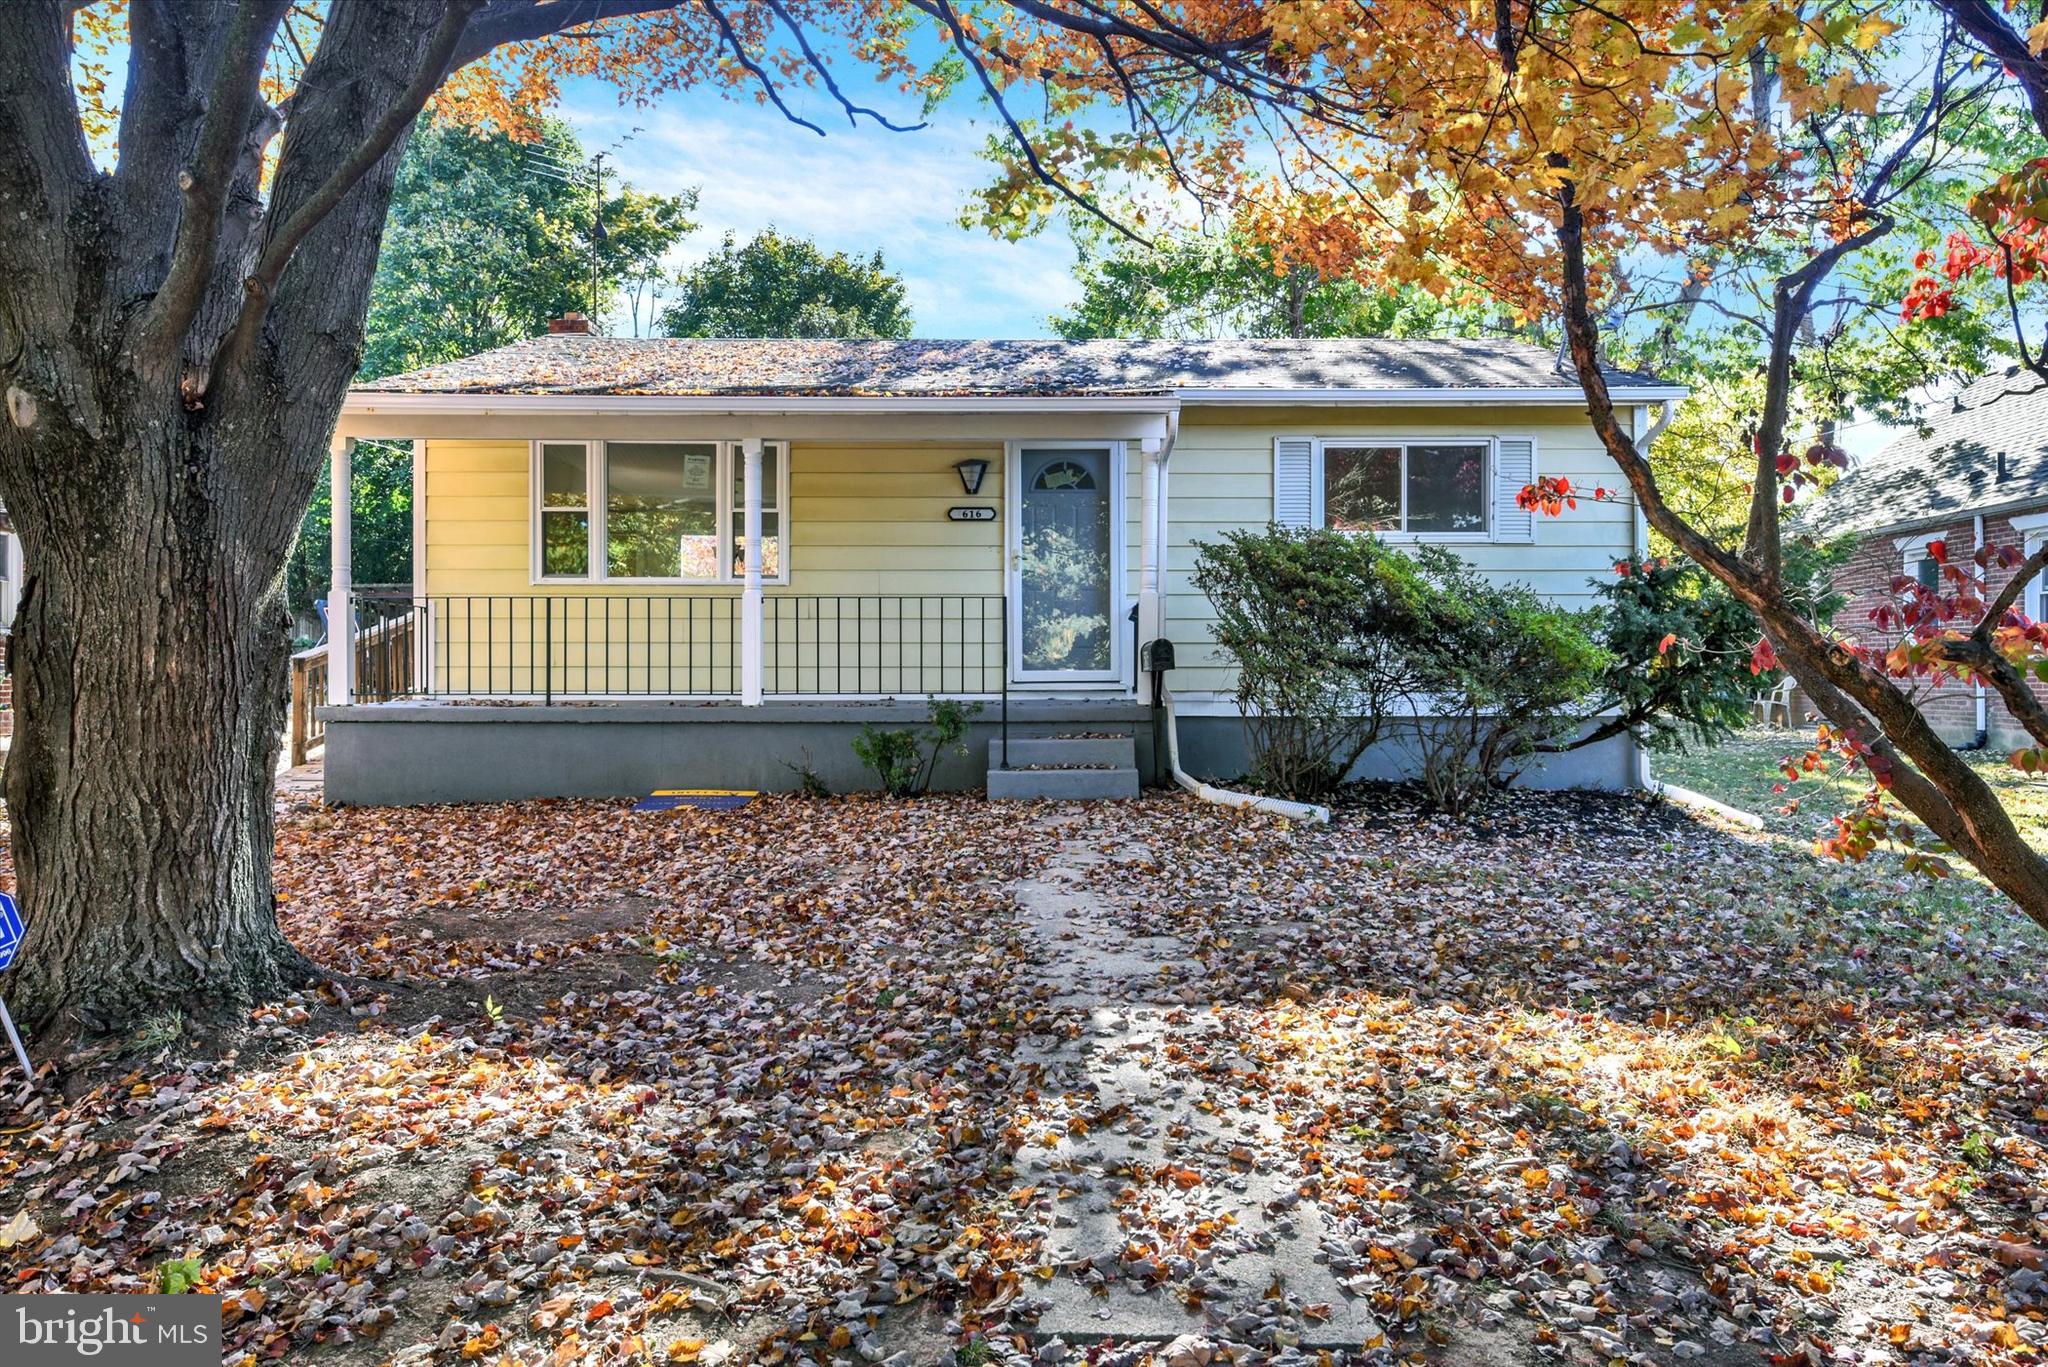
[1553,186,2048,926]
[0,0,458,1039]
[4,423,313,1035]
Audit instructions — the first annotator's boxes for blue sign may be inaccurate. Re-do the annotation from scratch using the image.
[0,893,20,972]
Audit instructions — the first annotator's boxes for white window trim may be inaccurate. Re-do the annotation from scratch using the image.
[1314,435,1496,542]
[530,439,790,586]
[1005,438,1129,688]
[2011,513,2048,619]
[1894,531,1943,584]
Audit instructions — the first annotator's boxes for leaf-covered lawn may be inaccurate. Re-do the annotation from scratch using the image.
[0,787,2045,1366]
[1654,725,2048,846]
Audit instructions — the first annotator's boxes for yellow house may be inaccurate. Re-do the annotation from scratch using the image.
[321,331,1682,803]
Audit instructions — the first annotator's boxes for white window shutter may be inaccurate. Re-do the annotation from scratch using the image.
[1274,438,1317,528]
[1493,436,1537,543]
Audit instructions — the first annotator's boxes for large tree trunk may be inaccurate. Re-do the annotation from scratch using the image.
[0,0,462,1041]
[4,417,315,1035]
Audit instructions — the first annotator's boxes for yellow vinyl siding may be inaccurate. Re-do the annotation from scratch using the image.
[1163,405,1634,694]
[415,404,1634,699]
[419,438,1009,694]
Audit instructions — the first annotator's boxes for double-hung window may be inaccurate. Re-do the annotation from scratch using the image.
[535,440,788,584]
[1323,440,1490,537]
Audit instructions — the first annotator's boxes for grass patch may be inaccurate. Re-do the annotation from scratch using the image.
[1654,725,2048,845]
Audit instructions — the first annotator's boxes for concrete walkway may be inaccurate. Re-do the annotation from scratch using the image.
[1005,814,1383,1358]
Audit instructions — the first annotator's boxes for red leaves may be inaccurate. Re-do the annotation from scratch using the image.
[1656,632,1679,657]
[1900,275,1954,321]
[1748,636,1780,675]
[1517,478,1622,517]
[1903,169,2048,322]
[1516,475,1577,516]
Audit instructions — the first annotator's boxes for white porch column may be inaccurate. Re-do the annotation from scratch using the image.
[327,435,354,706]
[740,436,764,705]
[1137,436,1163,652]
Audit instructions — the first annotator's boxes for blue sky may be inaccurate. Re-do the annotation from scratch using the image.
[557,77,1081,338]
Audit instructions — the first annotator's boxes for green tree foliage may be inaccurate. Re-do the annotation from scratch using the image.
[1563,544,1850,760]
[287,120,695,639]
[663,229,912,339]
[285,441,417,645]
[1053,228,1509,341]
[362,119,695,378]
[1606,102,2044,546]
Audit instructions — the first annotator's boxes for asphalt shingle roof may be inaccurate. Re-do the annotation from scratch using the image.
[352,335,1669,398]
[1807,369,2048,538]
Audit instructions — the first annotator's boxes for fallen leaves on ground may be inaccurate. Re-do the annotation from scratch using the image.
[0,787,2041,1367]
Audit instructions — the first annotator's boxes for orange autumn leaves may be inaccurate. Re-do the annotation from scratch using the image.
[954,0,1900,319]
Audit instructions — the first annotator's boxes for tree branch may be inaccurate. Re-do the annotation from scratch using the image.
[141,0,293,362]
[207,0,482,400]
[928,0,1147,245]
[1929,0,2048,139]
[450,0,692,73]
[1559,177,2048,925]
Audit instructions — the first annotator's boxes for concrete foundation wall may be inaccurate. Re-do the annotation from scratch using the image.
[1169,715,1640,793]
[323,701,1158,805]
[323,700,1638,805]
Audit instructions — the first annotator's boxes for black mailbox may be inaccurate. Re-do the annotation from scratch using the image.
[1140,638,1176,673]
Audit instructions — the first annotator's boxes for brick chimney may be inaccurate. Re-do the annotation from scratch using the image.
[548,312,593,335]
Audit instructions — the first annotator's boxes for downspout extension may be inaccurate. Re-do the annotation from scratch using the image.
[1163,689,1332,824]
[1146,411,1332,825]
[1630,401,1676,790]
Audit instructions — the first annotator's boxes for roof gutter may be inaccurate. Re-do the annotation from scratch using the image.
[342,392,1182,417]
[344,384,1690,416]
[1179,384,1689,406]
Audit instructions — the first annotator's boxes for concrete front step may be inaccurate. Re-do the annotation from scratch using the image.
[986,765,1141,801]
[989,735,1135,768]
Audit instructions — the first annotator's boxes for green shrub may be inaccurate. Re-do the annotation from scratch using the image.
[1574,556,1760,753]
[852,698,982,797]
[1408,556,1610,814]
[1192,526,1449,801]
[1193,529,1610,811]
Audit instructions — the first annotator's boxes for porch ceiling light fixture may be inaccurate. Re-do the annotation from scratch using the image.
[954,458,989,496]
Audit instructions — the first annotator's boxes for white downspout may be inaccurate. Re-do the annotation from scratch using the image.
[1630,401,1672,790]
[1969,512,1990,747]
[1150,410,1332,823]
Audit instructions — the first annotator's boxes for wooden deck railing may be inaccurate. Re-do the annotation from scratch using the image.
[285,611,418,767]
[287,642,328,768]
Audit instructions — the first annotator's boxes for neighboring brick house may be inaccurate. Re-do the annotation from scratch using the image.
[1808,369,2048,748]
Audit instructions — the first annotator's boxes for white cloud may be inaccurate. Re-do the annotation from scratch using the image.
[560,85,1081,337]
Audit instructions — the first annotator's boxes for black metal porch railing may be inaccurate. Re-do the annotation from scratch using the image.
[348,592,1009,703]
[763,595,1006,696]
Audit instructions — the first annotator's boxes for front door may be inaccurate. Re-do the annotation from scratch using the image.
[1010,444,1121,684]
